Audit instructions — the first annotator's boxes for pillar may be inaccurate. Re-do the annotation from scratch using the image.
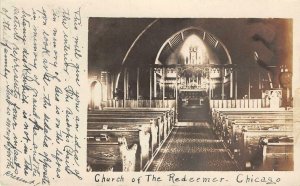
[123,68,127,107]
[150,66,152,108]
[230,68,233,98]
[154,68,157,98]
[235,67,238,101]
[175,66,178,121]
[126,70,129,99]
[248,69,251,105]
[209,68,211,100]
[162,67,165,107]
[137,67,140,107]
[221,66,225,100]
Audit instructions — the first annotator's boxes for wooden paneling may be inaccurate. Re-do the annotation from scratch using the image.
[209,99,269,109]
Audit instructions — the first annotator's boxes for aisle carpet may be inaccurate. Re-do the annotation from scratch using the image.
[178,105,209,121]
[148,122,241,171]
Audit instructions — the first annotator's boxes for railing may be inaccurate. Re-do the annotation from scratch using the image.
[102,98,277,109]
[209,99,273,108]
[106,99,176,108]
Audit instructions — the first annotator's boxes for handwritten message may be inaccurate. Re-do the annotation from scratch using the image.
[0,5,83,185]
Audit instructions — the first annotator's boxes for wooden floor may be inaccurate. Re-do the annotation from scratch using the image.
[147,122,241,171]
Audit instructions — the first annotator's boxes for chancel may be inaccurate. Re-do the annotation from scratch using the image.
[87,18,293,172]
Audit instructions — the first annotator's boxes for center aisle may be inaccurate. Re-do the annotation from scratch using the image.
[148,122,241,171]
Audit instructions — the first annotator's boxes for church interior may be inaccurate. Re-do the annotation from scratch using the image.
[87,18,293,172]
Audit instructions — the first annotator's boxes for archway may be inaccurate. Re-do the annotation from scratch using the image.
[153,27,235,121]
[89,80,102,110]
[115,26,236,121]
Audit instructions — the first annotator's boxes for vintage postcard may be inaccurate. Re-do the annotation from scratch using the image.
[0,0,300,185]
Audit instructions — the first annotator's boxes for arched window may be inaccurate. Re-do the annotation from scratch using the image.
[89,80,102,110]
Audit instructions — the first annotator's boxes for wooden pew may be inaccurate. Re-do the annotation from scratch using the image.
[211,108,291,125]
[225,122,293,153]
[87,129,149,171]
[225,117,292,130]
[214,117,292,140]
[214,113,292,137]
[210,109,292,136]
[103,107,174,113]
[259,137,293,171]
[102,108,175,129]
[216,111,292,126]
[88,121,158,158]
[88,117,167,144]
[91,108,174,131]
[88,115,166,147]
[222,118,293,140]
[238,130,293,170]
[102,107,175,127]
[210,108,294,170]
[217,109,292,120]
[87,137,137,172]
[90,110,172,128]
[221,114,293,127]
[211,108,287,118]
[87,108,175,172]
[88,111,171,138]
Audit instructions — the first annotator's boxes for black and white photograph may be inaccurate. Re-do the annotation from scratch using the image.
[2,0,300,185]
[87,18,293,172]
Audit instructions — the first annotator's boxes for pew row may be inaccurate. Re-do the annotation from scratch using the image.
[87,137,137,172]
[210,108,294,171]
[212,111,292,137]
[260,138,293,171]
[87,107,175,172]
[220,119,293,141]
[213,111,292,125]
[103,107,175,125]
[224,122,293,153]
[214,117,292,141]
[88,117,167,144]
[88,112,171,139]
[240,131,293,170]
[87,129,149,171]
[88,121,158,157]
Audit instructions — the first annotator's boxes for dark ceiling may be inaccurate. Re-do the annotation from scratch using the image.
[89,18,155,72]
[88,18,292,97]
[88,18,292,75]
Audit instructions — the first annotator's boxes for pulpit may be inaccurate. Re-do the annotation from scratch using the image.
[265,89,282,108]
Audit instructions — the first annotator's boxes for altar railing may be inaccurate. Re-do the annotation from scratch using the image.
[209,99,278,108]
[106,99,176,108]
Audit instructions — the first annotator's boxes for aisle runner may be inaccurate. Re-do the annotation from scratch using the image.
[148,122,240,171]
[178,106,209,121]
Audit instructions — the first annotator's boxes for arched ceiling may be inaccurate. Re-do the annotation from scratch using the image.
[155,27,231,65]
[88,18,292,74]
